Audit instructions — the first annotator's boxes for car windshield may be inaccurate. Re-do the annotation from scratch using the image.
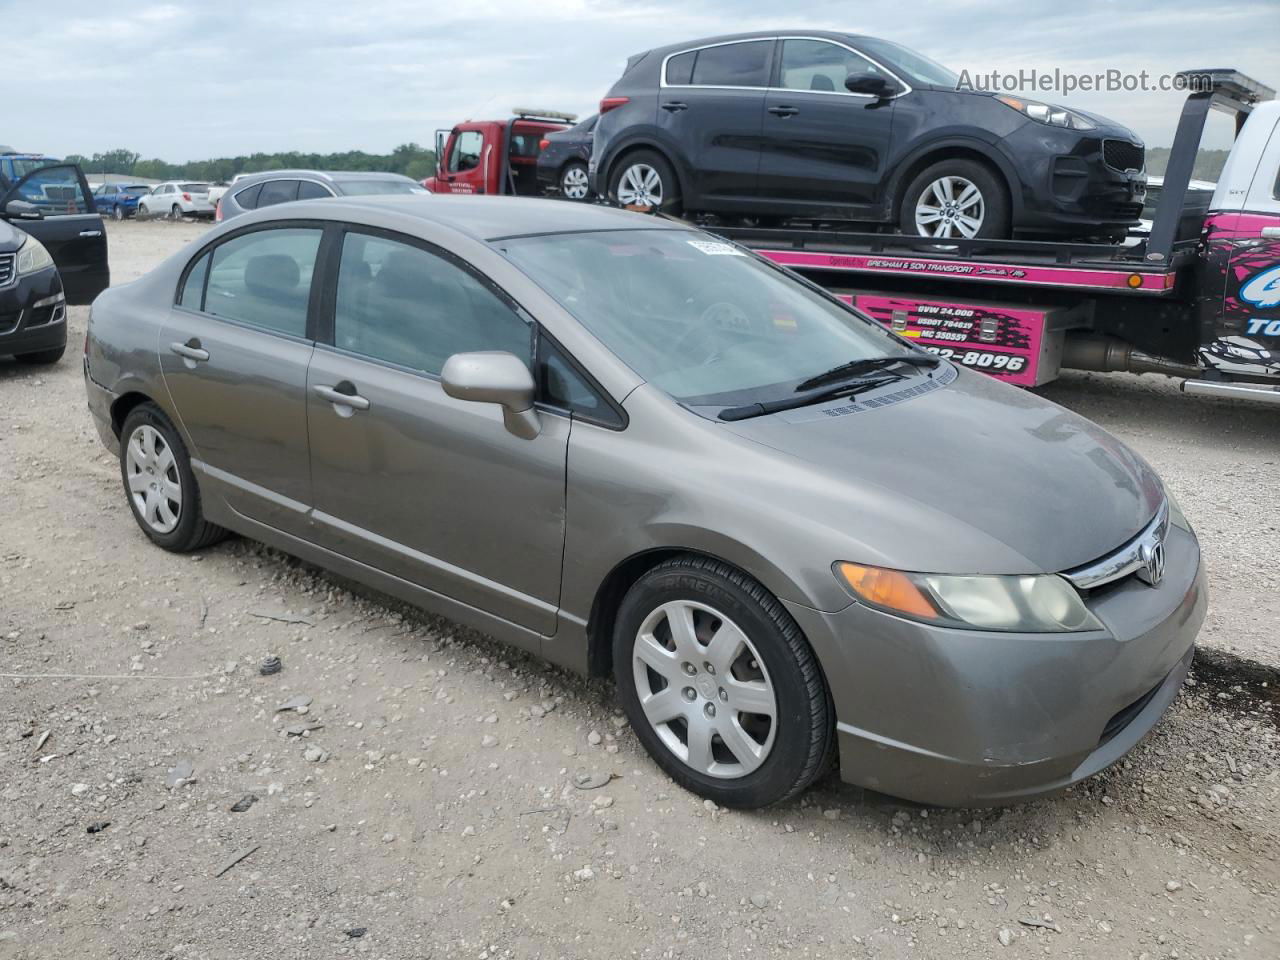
[180,183,208,192]
[338,180,426,196]
[856,38,958,87]
[498,230,916,412]
[9,157,60,179]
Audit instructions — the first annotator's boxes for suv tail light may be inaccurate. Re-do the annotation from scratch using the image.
[538,139,550,151]
[599,96,630,114]
[182,192,192,202]
[215,199,223,222]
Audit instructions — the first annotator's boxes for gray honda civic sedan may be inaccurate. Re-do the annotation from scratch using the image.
[84,196,1205,808]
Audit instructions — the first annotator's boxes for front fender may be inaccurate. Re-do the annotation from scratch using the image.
[884,134,1023,220]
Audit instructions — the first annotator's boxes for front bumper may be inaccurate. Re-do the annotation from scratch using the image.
[1003,124,1146,234]
[786,522,1206,806]
[0,266,67,358]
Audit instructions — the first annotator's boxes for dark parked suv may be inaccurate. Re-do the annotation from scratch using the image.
[590,32,1147,239]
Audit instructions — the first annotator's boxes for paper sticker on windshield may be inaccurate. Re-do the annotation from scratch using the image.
[687,240,745,257]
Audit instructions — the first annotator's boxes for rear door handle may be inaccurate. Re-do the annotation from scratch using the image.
[168,341,209,362]
[768,105,799,117]
[80,230,103,238]
[661,101,688,113]
[314,383,371,412]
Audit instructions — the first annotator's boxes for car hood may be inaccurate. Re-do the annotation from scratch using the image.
[721,368,1164,574]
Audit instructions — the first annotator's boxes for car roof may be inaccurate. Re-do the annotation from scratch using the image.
[279,195,691,241]
[643,29,871,55]
[233,169,415,186]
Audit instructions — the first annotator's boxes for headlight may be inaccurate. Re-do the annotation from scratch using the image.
[835,562,1103,633]
[15,236,54,277]
[995,95,1096,131]
[1166,490,1192,533]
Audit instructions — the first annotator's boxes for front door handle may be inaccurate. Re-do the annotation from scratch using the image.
[768,105,799,117]
[80,229,103,238]
[314,383,371,413]
[661,101,689,113]
[169,340,209,362]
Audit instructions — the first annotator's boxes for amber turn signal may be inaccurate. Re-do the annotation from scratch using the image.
[836,562,939,619]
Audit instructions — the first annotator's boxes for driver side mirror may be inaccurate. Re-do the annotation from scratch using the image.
[441,351,541,439]
[845,73,898,98]
[2,200,43,221]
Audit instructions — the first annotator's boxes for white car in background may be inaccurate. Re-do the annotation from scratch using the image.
[137,181,215,220]
[208,173,252,207]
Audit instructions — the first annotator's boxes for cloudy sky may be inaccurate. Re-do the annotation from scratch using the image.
[7,0,1275,161]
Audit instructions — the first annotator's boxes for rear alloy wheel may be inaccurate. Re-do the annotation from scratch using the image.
[169,204,183,222]
[111,204,125,222]
[560,162,591,201]
[119,404,226,552]
[610,149,681,215]
[899,159,1010,241]
[613,556,832,808]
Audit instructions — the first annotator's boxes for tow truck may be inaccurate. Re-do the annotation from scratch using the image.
[711,70,1280,406]
[425,109,576,197]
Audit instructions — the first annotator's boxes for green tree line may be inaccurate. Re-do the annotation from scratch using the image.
[64,144,438,184]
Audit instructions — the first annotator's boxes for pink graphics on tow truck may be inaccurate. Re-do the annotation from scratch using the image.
[837,294,1065,387]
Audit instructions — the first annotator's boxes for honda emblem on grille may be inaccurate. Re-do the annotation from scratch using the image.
[1137,538,1165,586]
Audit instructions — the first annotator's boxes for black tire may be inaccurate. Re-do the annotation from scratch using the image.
[559,160,592,201]
[111,204,125,222]
[135,202,148,221]
[613,555,832,808]
[608,149,682,215]
[170,204,183,222]
[15,346,65,365]
[118,403,227,552]
[898,158,1010,240]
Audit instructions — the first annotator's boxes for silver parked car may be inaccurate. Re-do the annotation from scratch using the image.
[84,196,1205,808]
[216,169,427,221]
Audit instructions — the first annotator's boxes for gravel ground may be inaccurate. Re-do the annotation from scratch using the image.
[0,219,1277,959]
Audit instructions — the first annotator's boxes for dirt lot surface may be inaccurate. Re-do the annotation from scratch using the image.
[1,219,1277,959]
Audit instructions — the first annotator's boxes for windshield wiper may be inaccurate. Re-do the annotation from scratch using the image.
[794,354,940,392]
[718,375,900,422]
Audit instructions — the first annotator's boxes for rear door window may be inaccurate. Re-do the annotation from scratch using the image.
[204,227,322,337]
[257,179,300,207]
[297,180,331,200]
[689,40,772,88]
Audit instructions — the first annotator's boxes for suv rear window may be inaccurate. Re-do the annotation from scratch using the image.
[689,41,772,88]
[665,51,696,85]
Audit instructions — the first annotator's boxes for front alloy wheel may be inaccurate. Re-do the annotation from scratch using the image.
[914,175,985,239]
[632,600,777,778]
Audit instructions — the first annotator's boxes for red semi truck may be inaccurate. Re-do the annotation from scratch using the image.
[425,109,576,197]
[711,69,1279,405]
